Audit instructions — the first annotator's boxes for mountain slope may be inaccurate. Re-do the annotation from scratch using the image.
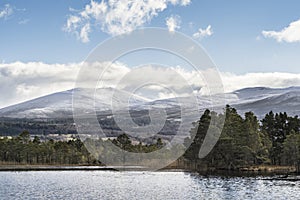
[1,86,300,119]
[233,90,300,118]
[0,88,148,118]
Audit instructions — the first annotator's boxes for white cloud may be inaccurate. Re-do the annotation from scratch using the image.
[0,62,80,108]
[221,72,300,92]
[18,19,30,25]
[262,19,300,43]
[169,0,191,6]
[181,0,191,6]
[0,4,13,19]
[1,61,300,108]
[66,15,81,30]
[193,25,213,39]
[64,0,191,42]
[166,15,181,32]
[80,23,91,43]
[0,62,130,108]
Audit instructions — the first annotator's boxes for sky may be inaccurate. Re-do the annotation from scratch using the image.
[1,0,300,107]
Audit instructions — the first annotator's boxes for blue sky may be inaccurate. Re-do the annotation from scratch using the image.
[1,0,300,74]
[1,0,300,108]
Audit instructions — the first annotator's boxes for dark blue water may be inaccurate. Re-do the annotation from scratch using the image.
[0,171,299,199]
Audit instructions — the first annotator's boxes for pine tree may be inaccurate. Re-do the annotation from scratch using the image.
[282,130,300,172]
[184,109,211,163]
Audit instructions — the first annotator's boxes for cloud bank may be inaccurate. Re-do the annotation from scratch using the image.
[1,62,300,108]
[64,0,191,42]
[262,19,300,43]
[0,62,80,108]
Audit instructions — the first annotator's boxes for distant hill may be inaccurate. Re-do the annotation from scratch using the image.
[232,87,300,118]
[1,86,300,119]
[1,86,300,137]
[0,87,148,118]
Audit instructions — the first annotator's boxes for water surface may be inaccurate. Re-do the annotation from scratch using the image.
[0,171,299,199]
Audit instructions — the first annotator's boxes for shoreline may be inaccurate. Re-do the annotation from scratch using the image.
[0,165,116,172]
[0,164,298,175]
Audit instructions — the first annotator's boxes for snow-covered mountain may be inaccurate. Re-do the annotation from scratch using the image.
[1,86,300,119]
[0,87,149,118]
[233,87,300,118]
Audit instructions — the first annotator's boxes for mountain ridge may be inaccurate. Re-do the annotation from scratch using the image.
[1,86,300,119]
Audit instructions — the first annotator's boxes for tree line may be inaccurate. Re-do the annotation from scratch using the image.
[1,105,300,170]
[184,105,300,171]
[0,131,164,165]
[0,130,96,165]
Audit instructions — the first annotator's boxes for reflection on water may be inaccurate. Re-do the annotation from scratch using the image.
[0,171,299,200]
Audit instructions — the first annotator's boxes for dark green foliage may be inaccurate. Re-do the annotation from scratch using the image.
[0,131,165,165]
[184,106,300,171]
[112,134,165,153]
[184,109,211,161]
[262,111,300,165]
[204,106,264,170]
[0,132,96,165]
[2,106,300,170]
[282,130,300,172]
